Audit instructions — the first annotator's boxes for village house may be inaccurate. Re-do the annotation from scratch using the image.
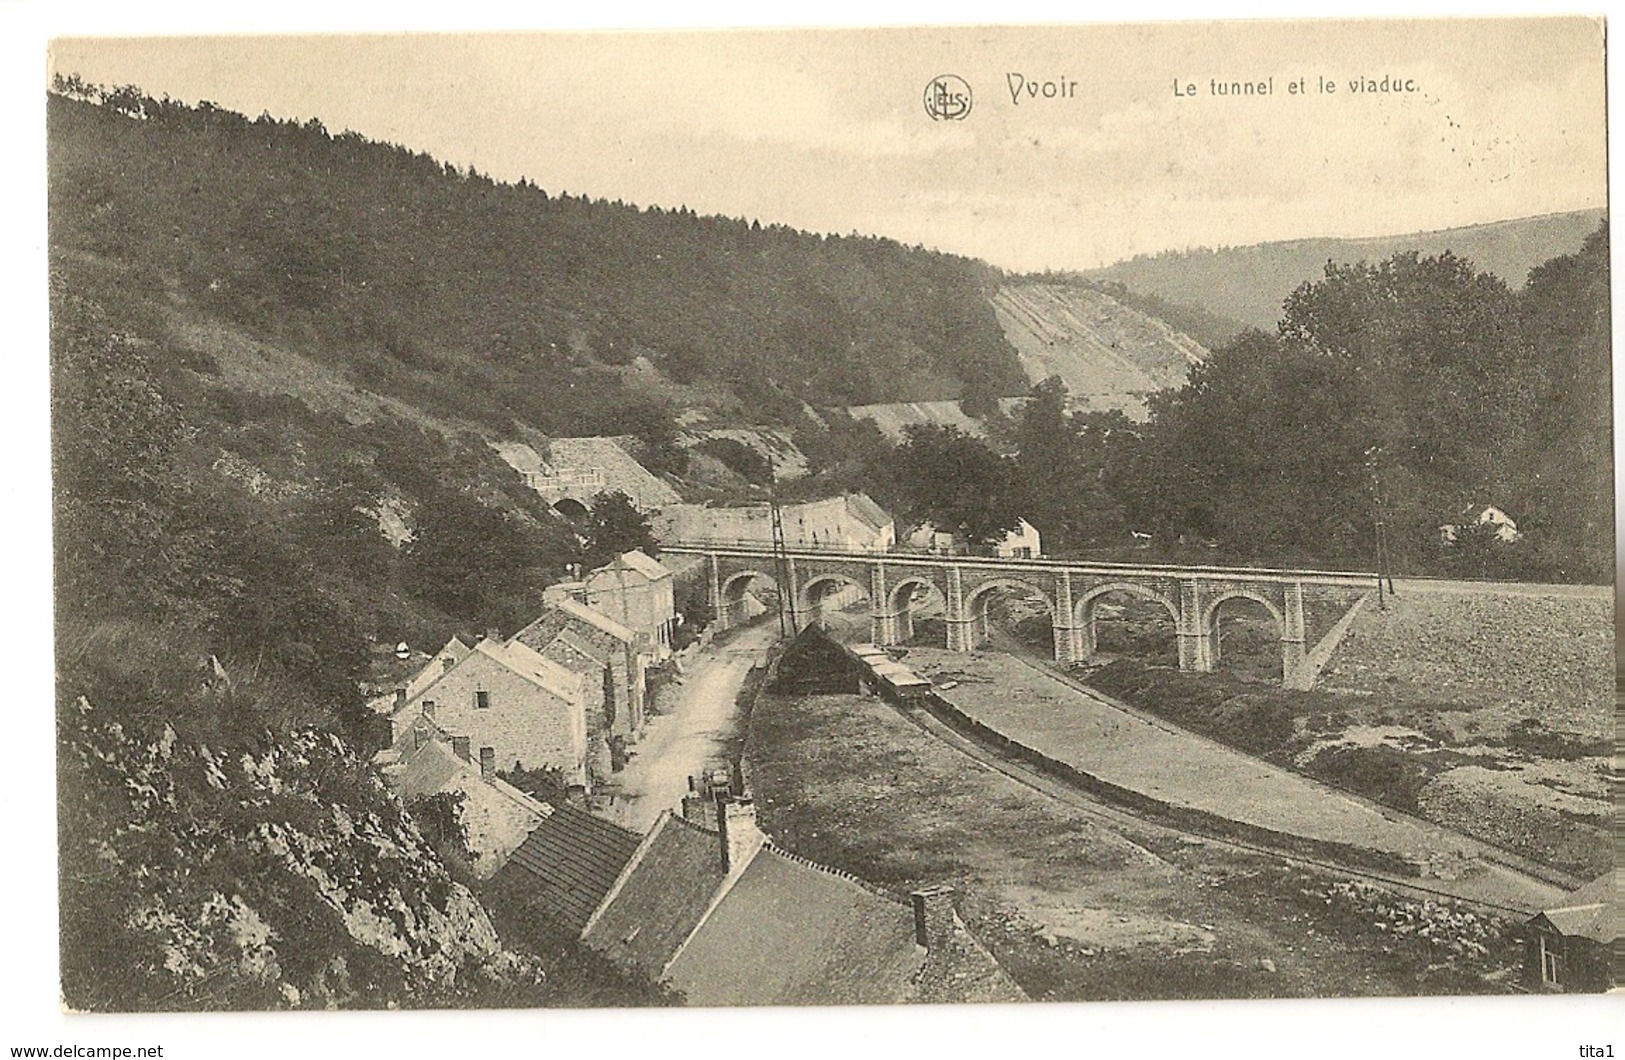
[547,550,678,661]
[1439,503,1522,545]
[1522,869,1618,993]
[496,774,1024,1005]
[908,517,1042,558]
[654,493,896,554]
[374,725,548,879]
[384,635,592,791]
[512,597,650,775]
[490,802,647,937]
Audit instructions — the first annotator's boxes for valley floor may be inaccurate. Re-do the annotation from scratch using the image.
[743,684,1524,1002]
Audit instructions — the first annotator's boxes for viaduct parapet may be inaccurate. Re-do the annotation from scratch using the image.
[662,544,1377,691]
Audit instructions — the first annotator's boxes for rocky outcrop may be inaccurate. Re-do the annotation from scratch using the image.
[58,696,542,1011]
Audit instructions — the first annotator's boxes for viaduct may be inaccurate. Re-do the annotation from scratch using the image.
[660,544,1378,691]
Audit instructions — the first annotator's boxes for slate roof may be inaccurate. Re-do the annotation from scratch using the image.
[378,735,547,878]
[582,813,728,975]
[555,597,640,643]
[665,846,924,1007]
[844,493,894,534]
[1538,869,1619,944]
[386,638,586,732]
[513,601,638,672]
[600,549,673,583]
[495,803,644,935]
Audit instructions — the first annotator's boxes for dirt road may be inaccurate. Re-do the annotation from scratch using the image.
[601,622,777,833]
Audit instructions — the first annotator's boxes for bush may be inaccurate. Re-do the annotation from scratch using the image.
[1306,745,1432,812]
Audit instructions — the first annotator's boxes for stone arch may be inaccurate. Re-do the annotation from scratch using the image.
[887,574,943,616]
[719,568,778,628]
[963,577,1058,619]
[797,572,870,625]
[1073,581,1179,628]
[1202,588,1284,633]
[962,577,1057,651]
[1202,588,1285,674]
[880,575,947,646]
[552,497,590,521]
[721,568,777,601]
[1071,581,1180,664]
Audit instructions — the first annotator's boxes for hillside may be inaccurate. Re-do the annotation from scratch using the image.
[47,85,1027,432]
[1077,209,1606,331]
[990,284,1208,420]
[844,398,1028,442]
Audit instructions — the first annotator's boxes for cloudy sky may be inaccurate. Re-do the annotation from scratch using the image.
[46,17,1605,272]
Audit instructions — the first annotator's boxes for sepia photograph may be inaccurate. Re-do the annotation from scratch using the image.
[8,3,1620,1055]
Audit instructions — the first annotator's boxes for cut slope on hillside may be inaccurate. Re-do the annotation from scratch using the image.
[991,284,1208,419]
[843,398,1027,442]
[1079,209,1605,330]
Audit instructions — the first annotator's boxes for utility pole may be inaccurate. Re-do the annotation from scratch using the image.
[768,473,797,637]
[1365,445,1397,608]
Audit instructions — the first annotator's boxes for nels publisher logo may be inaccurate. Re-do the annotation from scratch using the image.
[923,74,972,121]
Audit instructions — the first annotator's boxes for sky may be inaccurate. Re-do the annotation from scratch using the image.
[44,17,1606,272]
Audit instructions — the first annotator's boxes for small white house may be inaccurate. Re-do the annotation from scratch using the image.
[908,518,1041,558]
[1440,504,1521,545]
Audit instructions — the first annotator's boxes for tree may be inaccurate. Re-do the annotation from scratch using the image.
[405,490,568,627]
[1127,249,1545,572]
[1510,221,1612,582]
[1009,377,1133,552]
[581,491,655,571]
[887,424,1022,553]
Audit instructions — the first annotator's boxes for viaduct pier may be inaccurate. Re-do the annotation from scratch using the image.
[660,543,1377,691]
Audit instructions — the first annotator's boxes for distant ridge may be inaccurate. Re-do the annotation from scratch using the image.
[1077,208,1607,332]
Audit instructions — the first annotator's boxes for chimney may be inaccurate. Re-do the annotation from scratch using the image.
[911,886,957,952]
[451,736,471,762]
[422,699,436,721]
[479,746,496,780]
[485,627,502,643]
[394,687,407,709]
[715,793,764,873]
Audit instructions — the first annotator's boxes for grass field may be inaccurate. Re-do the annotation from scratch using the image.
[743,686,1524,1002]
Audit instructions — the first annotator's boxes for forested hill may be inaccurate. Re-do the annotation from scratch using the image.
[1075,209,1606,332]
[48,86,1027,431]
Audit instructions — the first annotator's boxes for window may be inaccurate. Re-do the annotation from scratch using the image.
[1541,937,1561,986]
[475,690,491,710]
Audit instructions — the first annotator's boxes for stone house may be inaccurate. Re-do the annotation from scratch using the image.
[908,517,1042,558]
[1522,869,1618,992]
[1439,503,1522,545]
[386,636,591,791]
[512,598,649,777]
[549,550,678,661]
[374,725,548,879]
[512,784,1029,1005]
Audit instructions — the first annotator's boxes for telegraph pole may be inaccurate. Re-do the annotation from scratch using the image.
[768,472,797,637]
[1365,445,1396,609]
